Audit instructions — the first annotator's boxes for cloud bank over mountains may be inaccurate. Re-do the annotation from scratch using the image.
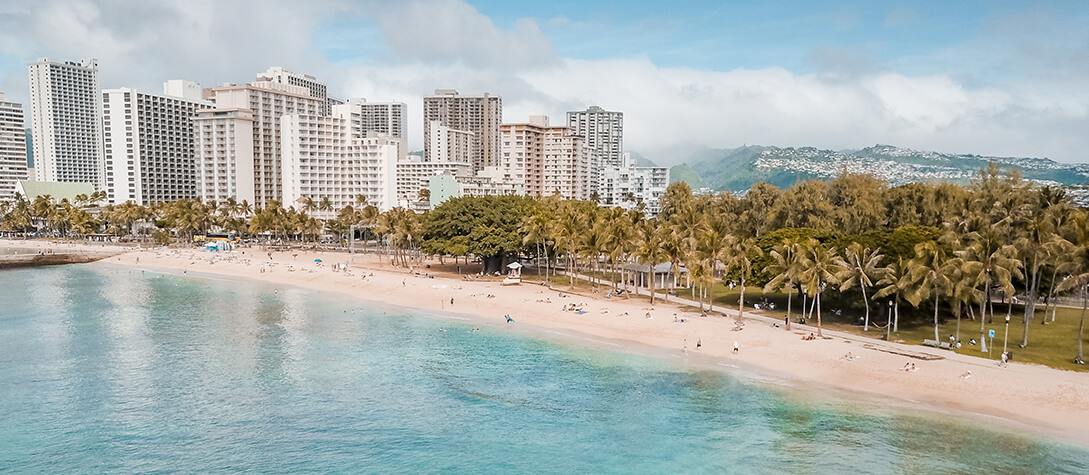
[1,0,1086,164]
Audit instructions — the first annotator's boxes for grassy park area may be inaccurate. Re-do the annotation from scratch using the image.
[686,284,1089,372]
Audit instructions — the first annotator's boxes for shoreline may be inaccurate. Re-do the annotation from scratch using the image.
[6,239,1089,445]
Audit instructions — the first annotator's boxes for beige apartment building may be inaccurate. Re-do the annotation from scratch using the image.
[198,80,324,208]
[499,115,597,200]
[423,89,501,173]
[195,108,255,205]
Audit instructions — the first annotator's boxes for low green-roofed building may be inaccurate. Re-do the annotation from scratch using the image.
[14,180,96,203]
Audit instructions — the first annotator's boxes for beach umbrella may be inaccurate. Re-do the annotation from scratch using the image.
[507,262,523,269]
[314,259,323,263]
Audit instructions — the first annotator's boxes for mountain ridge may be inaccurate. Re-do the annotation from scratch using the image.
[670,144,1089,193]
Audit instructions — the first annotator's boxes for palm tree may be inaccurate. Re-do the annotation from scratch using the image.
[905,241,957,342]
[1040,235,1075,325]
[874,256,908,333]
[634,218,667,305]
[798,239,841,337]
[837,242,883,331]
[960,226,1023,352]
[581,215,608,290]
[660,229,687,302]
[603,207,634,292]
[1056,213,1089,365]
[553,203,586,288]
[520,211,551,279]
[725,235,762,322]
[948,255,982,344]
[701,215,733,313]
[764,238,804,322]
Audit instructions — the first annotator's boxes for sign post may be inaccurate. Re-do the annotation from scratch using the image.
[988,329,996,357]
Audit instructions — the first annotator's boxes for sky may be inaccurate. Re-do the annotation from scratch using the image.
[1,0,1087,165]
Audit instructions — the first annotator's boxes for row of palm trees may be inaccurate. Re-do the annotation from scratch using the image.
[2,166,1088,363]
[513,178,1088,365]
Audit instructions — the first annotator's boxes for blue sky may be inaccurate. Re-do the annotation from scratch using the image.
[2,0,1087,163]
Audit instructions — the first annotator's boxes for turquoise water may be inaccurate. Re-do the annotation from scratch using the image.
[2,265,1087,473]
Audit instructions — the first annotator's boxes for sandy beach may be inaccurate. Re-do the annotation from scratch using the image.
[6,238,1089,443]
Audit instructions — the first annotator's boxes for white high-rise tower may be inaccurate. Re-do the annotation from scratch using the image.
[27,58,104,187]
[566,105,623,167]
[0,91,30,202]
[101,81,212,205]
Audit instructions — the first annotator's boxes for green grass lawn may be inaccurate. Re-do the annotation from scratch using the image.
[666,283,1089,372]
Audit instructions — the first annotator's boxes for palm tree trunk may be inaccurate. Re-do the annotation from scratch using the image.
[816,292,823,337]
[1043,265,1059,325]
[933,284,941,342]
[737,277,746,323]
[980,274,990,353]
[894,295,900,333]
[1077,284,1086,364]
[649,263,657,305]
[786,282,793,321]
[1022,268,1040,347]
[861,277,871,331]
[954,300,962,343]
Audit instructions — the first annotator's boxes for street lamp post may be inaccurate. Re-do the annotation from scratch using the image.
[1003,314,1011,358]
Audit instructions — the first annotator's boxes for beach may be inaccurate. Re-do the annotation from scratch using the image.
[6,238,1089,443]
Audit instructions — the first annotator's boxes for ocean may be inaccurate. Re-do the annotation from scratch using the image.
[1,264,1086,473]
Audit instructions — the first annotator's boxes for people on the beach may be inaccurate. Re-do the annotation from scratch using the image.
[803,333,816,341]
[960,370,973,379]
[696,339,702,351]
[505,314,514,323]
[733,341,739,354]
[683,338,688,353]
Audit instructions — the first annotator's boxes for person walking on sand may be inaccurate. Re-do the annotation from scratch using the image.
[733,341,739,354]
[696,339,702,351]
[683,338,688,353]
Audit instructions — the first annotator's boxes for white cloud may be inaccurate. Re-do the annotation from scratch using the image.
[2,0,1087,165]
[370,0,557,69]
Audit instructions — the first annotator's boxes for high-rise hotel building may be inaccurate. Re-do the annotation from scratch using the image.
[0,91,29,202]
[566,105,623,167]
[101,81,211,205]
[197,79,324,208]
[280,103,402,216]
[27,58,104,187]
[423,89,501,173]
[341,98,407,139]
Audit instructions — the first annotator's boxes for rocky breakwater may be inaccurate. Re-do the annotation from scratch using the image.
[0,250,122,270]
